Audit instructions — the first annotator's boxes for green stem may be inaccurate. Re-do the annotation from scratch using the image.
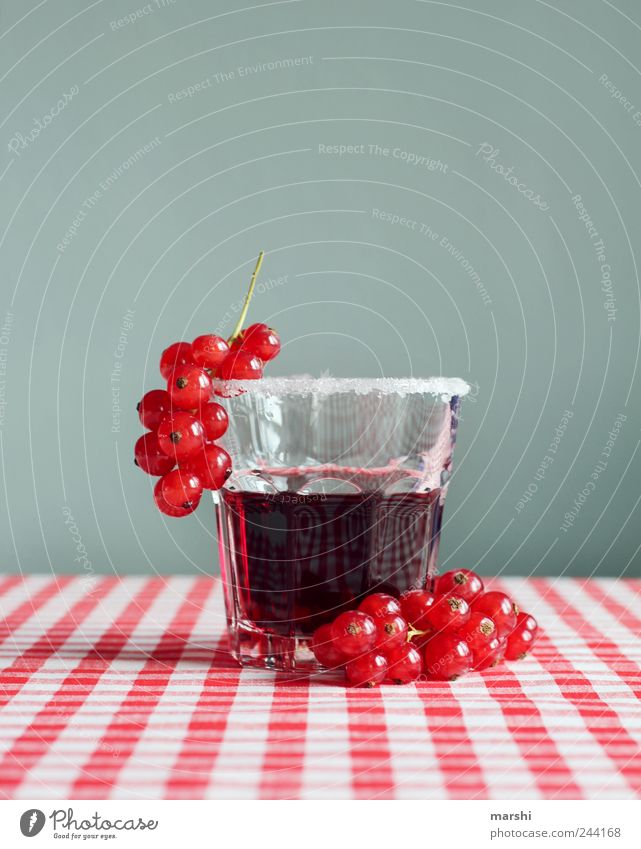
[228,251,264,344]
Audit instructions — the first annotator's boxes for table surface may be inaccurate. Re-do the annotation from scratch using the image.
[0,574,640,800]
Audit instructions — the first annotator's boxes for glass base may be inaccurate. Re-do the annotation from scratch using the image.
[228,620,322,672]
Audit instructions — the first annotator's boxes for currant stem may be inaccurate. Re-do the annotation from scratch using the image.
[228,251,264,344]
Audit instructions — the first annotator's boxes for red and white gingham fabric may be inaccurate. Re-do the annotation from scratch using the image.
[0,574,640,800]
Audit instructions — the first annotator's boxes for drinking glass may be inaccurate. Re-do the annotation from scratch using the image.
[214,376,469,671]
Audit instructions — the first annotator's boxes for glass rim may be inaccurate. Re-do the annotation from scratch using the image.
[214,375,471,398]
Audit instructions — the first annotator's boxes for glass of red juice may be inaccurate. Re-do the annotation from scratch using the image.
[214,376,470,671]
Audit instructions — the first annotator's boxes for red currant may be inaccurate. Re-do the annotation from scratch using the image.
[516,610,538,635]
[181,443,232,490]
[358,592,401,618]
[134,432,175,476]
[237,323,281,362]
[345,652,388,687]
[399,590,436,630]
[423,632,472,680]
[426,595,470,634]
[219,349,264,380]
[374,613,408,652]
[157,412,205,460]
[330,611,377,659]
[158,468,203,510]
[197,402,228,441]
[160,341,193,379]
[191,334,230,370]
[458,611,496,660]
[137,389,172,431]
[437,569,484,603]
[311,624,345,668]
[475,637,506,670]
[473,591,518,638]
[384,643,423,684]
[167,364,212,409]
[153,478,197,517]
[505,616,538,660]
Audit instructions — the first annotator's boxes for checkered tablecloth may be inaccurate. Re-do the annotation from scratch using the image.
[0,574,640,800]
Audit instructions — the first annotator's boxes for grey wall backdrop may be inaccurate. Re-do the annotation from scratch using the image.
[0,0,639,578]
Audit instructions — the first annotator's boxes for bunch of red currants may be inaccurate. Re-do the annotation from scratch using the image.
[134,323,281,517]
[311,569,539,686]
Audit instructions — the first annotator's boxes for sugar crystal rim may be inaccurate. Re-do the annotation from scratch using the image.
[215,375,471,398]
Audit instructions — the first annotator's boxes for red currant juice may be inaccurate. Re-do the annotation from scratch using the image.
[217,480,443,664]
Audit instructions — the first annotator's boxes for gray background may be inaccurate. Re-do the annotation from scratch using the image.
[0,0,639,578]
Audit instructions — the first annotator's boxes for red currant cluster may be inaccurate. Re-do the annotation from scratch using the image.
[311,569,539,686]
[134,321,281,517]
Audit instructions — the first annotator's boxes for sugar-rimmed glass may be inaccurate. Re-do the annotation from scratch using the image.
[214,376,470,671]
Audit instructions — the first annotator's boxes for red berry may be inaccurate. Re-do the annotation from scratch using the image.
[437,569,484,604]
[191,334,229,370]
[237,323,281,362]
[423,632,472,680]
[473,591,518,638]
[197,402,229,441]
[181,443,232,490]
[219,349,264,380]
[330,611,377,658]
[345,652,388,687]
[358,593,401,618]
[384,643,423,684]
[374,613,408,652]
[167,364,212,409]
[399,590,436,630]
[137,389,172,431]
[516,610,538,635]
[134,432,175,476]
[426,594,470,634]
[458,611,496,660]
[153,478,197,517]
[157,412,205,460]
[475,637,506,670]
[158,469,203,510]
[160,341,193,379]
[311,624,345,668]
[505,616,538,660]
